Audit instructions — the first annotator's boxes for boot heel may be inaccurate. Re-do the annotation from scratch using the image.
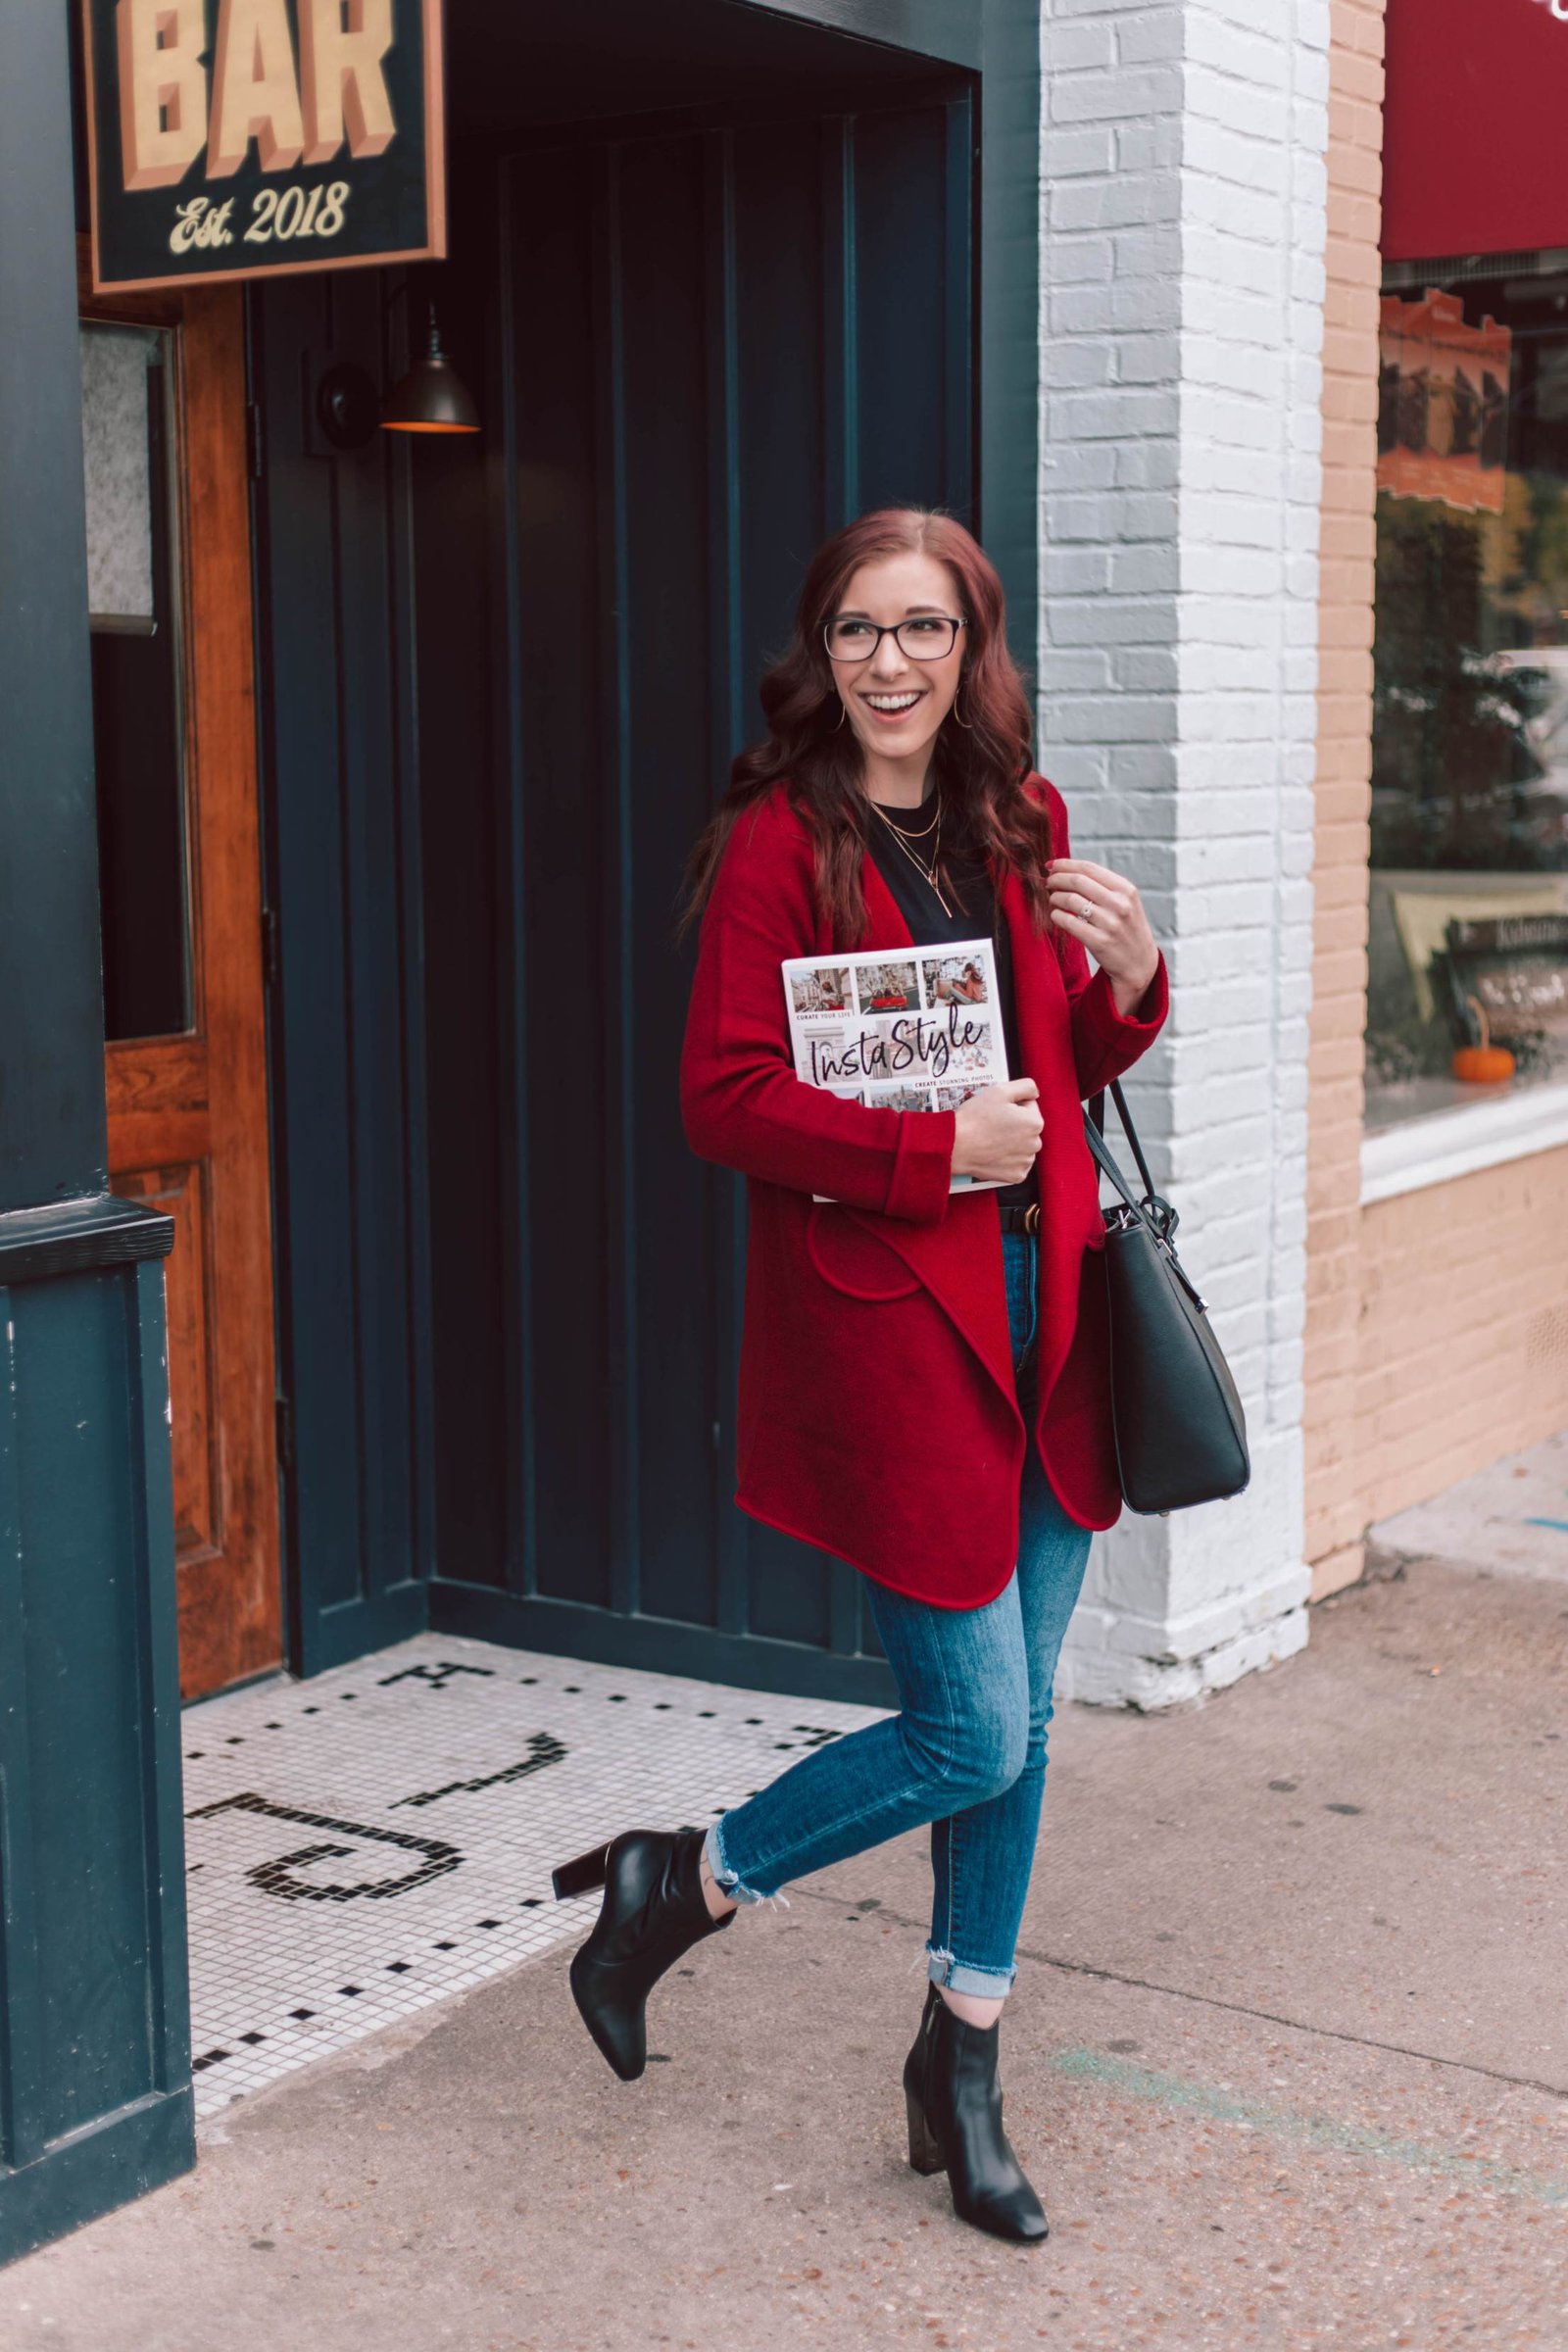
[905,2087,945,2177]
[552,1841,611,1900]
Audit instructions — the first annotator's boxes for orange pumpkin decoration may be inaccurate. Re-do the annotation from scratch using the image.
[1452,994,1515,1085]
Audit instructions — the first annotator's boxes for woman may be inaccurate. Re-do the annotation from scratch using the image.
[940,957,987,1006]
[554,509,1166,2243]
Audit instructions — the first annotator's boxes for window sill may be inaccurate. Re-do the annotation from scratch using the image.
[1360,1076,1568,1205]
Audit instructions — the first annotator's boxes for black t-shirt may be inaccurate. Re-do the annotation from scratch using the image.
[864,789,1037,1209]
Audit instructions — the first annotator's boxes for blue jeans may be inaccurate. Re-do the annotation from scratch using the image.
[704,1232,1094,1999]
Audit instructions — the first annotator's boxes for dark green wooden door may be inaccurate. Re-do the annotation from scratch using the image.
[255,23,1016,1700]
[423,86,974,1699]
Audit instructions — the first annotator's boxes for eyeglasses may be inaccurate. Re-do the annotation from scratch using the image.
[823,614,967,663]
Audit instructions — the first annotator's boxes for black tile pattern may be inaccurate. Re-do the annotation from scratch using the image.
[179,1632,884,2117]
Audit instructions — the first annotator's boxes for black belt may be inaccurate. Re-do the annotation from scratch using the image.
[998,1202,1041,1235]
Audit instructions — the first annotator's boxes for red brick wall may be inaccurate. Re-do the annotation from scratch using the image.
[1307,0,1568,1571]
[1358,1156,1568,1523]
[1305,0,1384,1595]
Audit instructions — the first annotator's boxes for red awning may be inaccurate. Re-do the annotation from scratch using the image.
[1384,0,1568,262]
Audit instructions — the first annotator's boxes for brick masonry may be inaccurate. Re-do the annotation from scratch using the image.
[1039,0,1328,1704]
[1302,0,1568,1576]
[1358,1156,1568,1527]
[1038,0,1568,1690]
[1301,0,1382,1598]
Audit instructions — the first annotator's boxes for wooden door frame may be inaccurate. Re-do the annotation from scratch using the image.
[78,236,283,1698]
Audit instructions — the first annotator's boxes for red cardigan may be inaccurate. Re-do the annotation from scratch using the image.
[679,775,1169,1607]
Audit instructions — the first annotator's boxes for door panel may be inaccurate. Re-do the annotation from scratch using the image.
[249,267,434,1678]
[463,87,974,1682]
[503,148,613,1610]
[617,131,730,1635]
[79,257,282,1699]
[256,75,976,1702]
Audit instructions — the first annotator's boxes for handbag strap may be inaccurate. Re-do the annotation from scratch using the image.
[1082,1108,1162,1235]
[1087,1080,1157,1202]
[1083,1086,1205,1309]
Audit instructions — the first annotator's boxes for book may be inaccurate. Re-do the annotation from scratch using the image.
[780,938,1011,1197]
[1441,911,1568,1042]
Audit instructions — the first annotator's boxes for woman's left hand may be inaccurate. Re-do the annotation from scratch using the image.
[1046,857,1160,1017]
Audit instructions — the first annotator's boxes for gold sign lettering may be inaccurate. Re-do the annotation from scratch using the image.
[209,0,305,176]
[300,0,396,164]
[86,0,443,291]
[116,0,401,190]
[117,0,209,190]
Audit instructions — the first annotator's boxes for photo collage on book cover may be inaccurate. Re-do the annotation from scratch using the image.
[782,940,1008,1115]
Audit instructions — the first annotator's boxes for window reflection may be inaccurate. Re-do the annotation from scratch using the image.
[1368,268,1568,1128]
[79,320,193,1043]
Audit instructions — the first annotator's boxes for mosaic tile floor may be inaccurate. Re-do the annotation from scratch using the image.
[181,1633,887,2119]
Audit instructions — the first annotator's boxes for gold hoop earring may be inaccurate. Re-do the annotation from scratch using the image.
[951,689,973,732]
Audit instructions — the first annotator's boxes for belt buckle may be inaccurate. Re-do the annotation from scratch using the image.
[1024,1202,1040,1237]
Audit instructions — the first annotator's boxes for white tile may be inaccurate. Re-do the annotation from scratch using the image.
[183,1632,884,2118]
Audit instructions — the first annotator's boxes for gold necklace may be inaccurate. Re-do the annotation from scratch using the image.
[868,789,940,840]
[872,796,956,918]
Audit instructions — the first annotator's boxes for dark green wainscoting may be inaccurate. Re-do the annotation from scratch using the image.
[1,2,194,2265]
[0,1211,192,2267]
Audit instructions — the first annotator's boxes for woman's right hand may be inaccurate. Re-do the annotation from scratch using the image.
[951,1079,1043,1186]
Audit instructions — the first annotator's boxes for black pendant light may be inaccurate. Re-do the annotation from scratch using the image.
[381,307,479,435]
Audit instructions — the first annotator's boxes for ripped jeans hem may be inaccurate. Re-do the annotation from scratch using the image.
[925,1944,1019,2000]
[703,1819,791,1910]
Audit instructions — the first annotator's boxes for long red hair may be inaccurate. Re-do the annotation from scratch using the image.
[677,508,1054,945]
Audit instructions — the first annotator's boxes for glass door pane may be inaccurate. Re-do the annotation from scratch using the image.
[80,319,194,1042]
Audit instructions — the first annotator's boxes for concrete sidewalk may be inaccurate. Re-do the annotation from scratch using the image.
[3,1549,1565,2351]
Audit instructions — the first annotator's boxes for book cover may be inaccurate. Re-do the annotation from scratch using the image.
[780,938,1011,1197]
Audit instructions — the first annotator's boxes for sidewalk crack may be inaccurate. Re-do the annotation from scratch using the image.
[792,1887,1568,2101]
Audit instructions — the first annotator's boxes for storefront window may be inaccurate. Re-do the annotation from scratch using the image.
[79,319,194,1043]
[1367,263,1568,1132]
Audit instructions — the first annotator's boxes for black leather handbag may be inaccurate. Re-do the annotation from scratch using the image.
[1083,1082,1250,1515]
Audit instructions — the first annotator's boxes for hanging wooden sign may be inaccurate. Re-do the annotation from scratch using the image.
[80,0,446,293]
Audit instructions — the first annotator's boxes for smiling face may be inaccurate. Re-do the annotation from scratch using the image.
[827,551,967,780]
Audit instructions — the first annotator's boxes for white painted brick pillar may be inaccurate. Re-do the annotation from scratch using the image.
[1039,0,1329,1705]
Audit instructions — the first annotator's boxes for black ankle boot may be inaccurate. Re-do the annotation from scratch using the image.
[552,1826,733,2081]
[903,1982,1049,2242]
